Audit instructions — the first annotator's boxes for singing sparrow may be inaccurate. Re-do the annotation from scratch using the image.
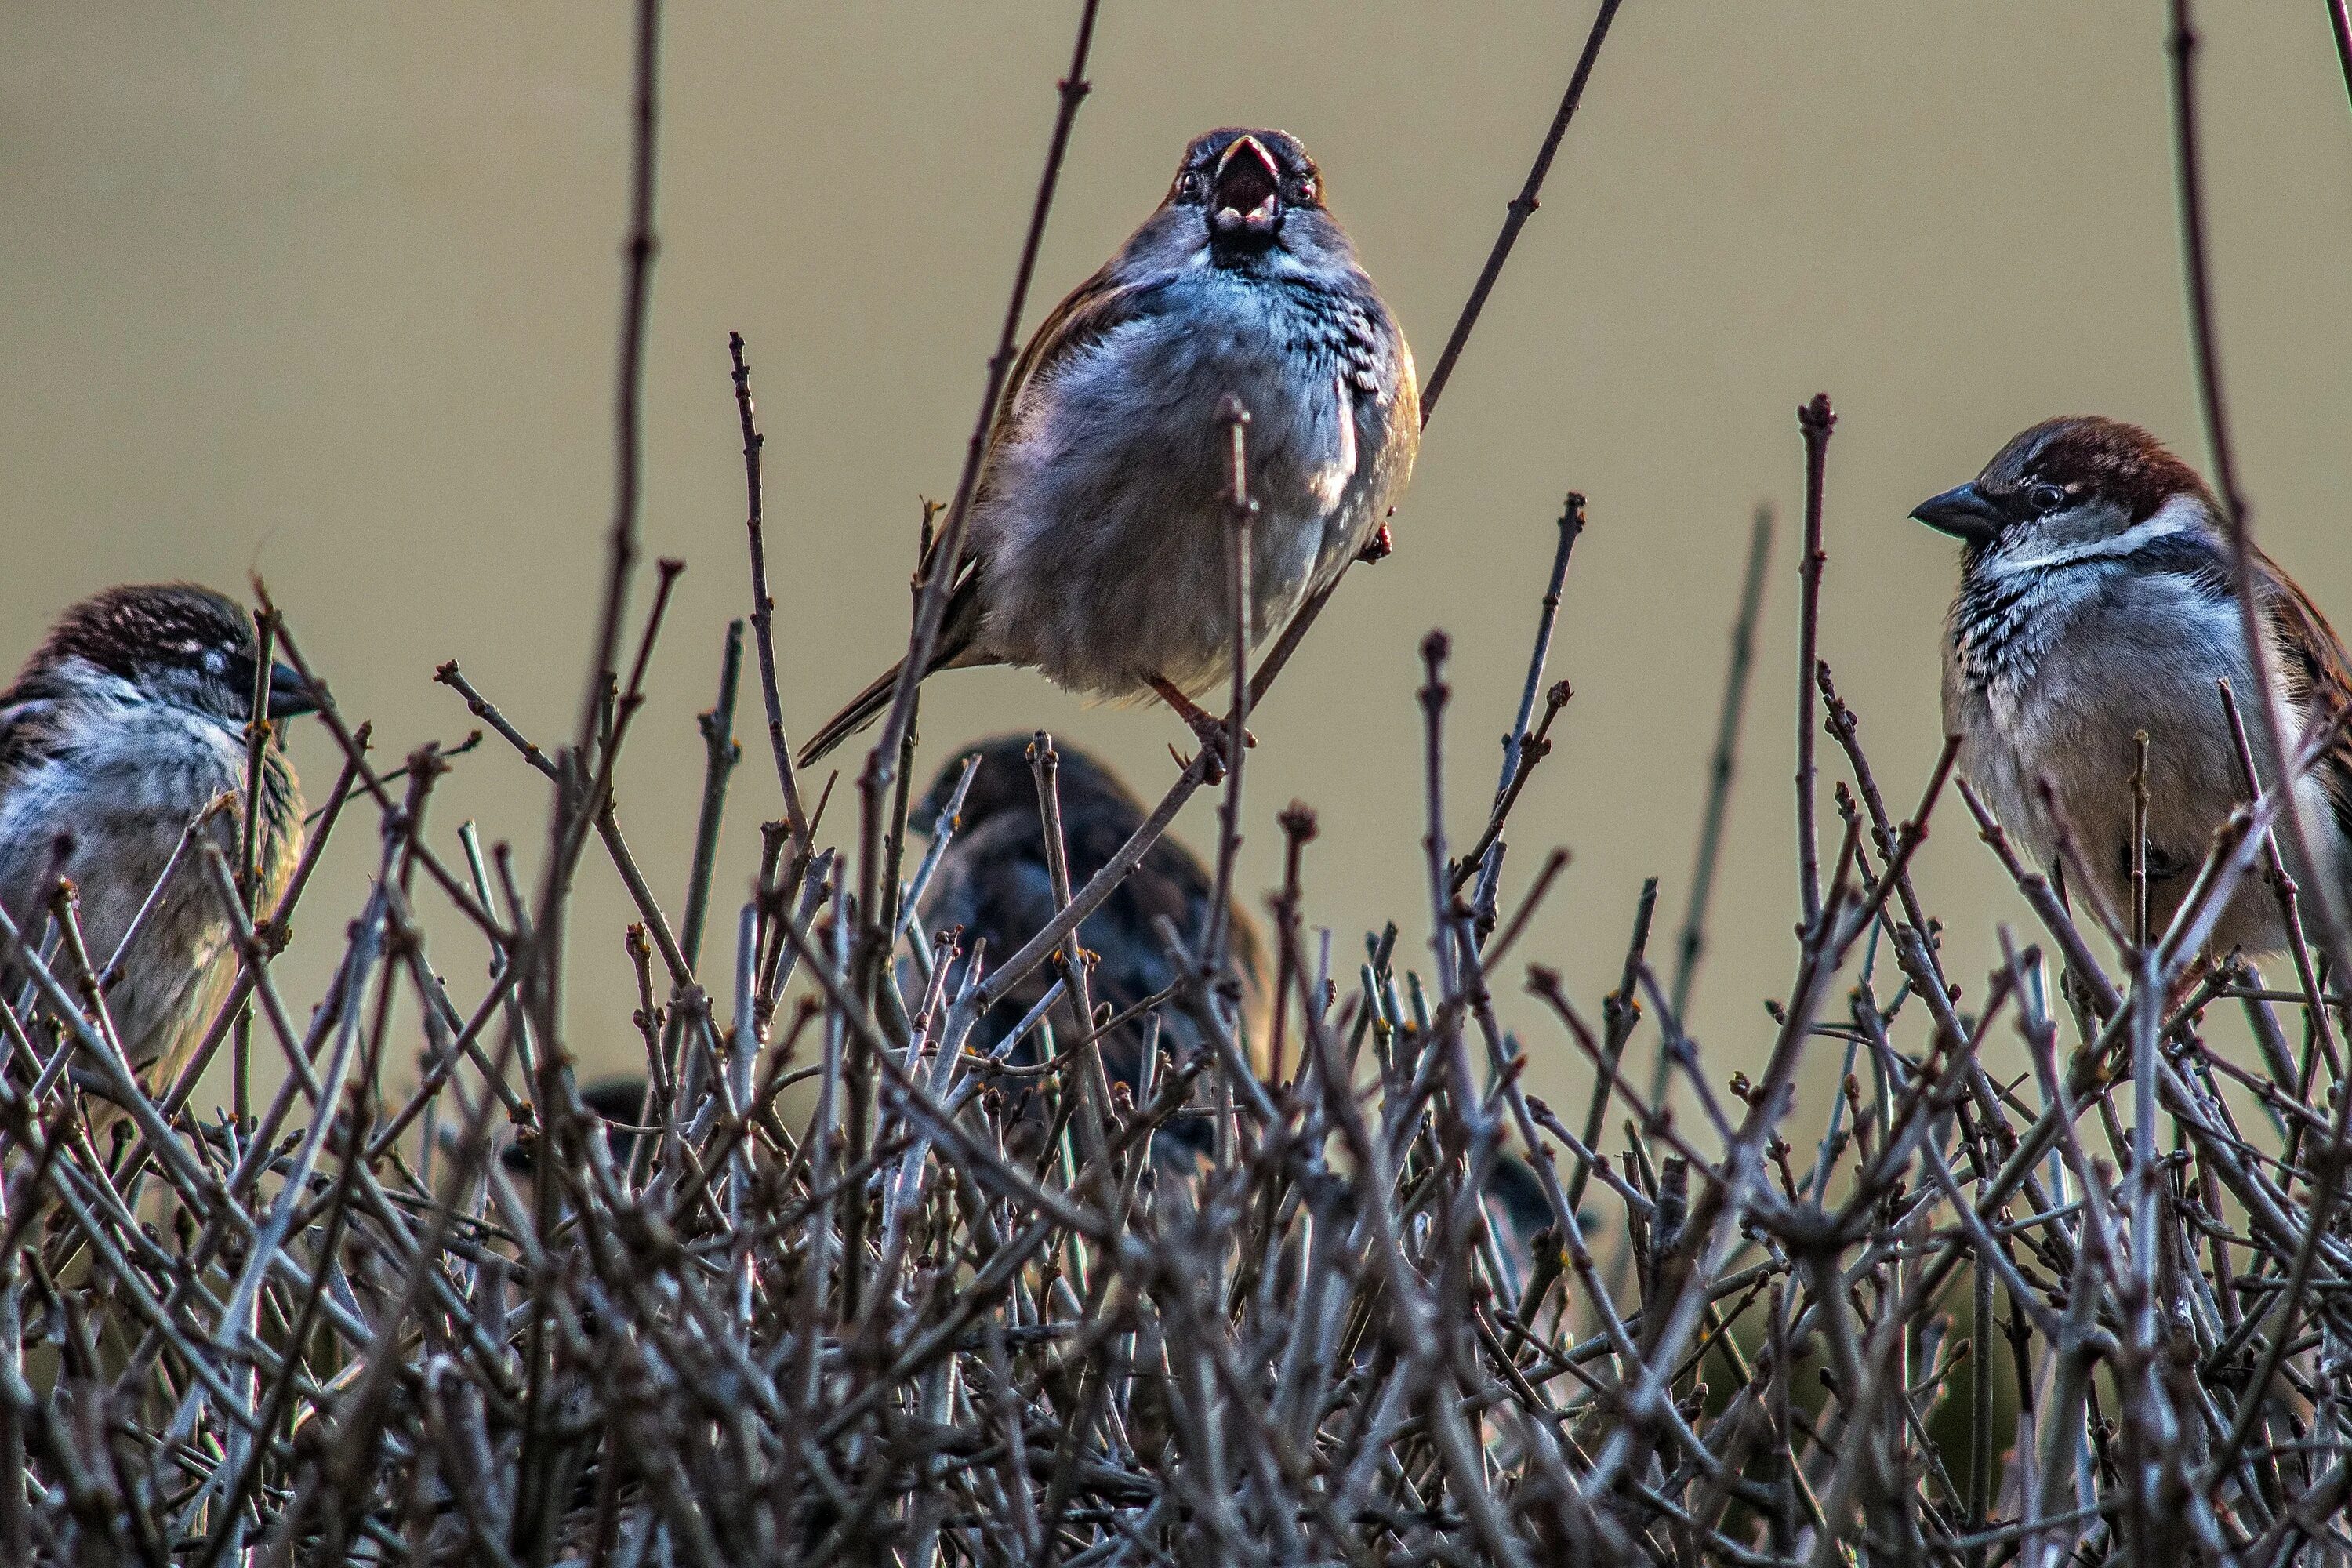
[800,127,1418,764]
[0,584,314,1095]
[913,735,1267,1158]
[1911,416,2351,954]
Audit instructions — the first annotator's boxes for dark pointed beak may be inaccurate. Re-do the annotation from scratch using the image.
[1210,135,1282,242]
[265,662,321,720]
[1909,482,2004,547]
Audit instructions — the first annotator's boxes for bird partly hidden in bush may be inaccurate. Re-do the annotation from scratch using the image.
[1911,416,2352,954]
[798,127,1418,765]
[0,584,314,1107]
[910,735,1266,1167]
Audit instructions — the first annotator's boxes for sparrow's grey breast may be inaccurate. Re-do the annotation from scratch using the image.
[0,584,309,1085]
[1943,522,2277,945]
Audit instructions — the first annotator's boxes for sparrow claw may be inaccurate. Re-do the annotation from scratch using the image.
[1181,707,1255,754]
[1356,521,1394,564]
[1170,742,1225,786]
[1148,675,1253,778]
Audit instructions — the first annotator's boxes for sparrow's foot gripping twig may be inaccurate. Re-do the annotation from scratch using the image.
[1357,521,1394,564]
[1149,677,1256,757]
[1150,677,1254,784]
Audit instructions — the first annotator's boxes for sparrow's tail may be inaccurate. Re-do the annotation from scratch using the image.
[797,575,988,768]
[797,660,909,768]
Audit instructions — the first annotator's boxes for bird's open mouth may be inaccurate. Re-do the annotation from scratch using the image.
[1210,136,1281,242]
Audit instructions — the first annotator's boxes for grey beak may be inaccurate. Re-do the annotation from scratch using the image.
[1910,481,2004,547]
[265,662,321,720]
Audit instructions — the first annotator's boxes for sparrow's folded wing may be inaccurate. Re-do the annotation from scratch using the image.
[895,271,1162,656]
[0,683,66,798]
[2262,556,2352,840]
[992,272,1161,453]
[921,815,1066,1029]
[1073,810,1269,1063]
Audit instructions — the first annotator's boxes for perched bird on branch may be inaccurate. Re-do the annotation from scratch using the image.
[1911,416,2350,953]
[0,584,314,1105]
[912,735,1265,1163]
[800,127,1417,765]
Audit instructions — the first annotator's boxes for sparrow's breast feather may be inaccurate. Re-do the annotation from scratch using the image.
[0,698,260,908]
[1054,274,1388,506]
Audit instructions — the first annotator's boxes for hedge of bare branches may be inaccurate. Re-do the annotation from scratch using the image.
[6,2,2352,1564]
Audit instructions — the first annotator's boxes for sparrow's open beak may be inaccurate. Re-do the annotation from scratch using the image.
[1910,482,2004,548]
[1209,135,1282,242]
[265,662,321,720]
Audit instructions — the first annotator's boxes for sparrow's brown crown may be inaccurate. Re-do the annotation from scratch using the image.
[916,733,1142,836]
[1977,416,2214,523]
[20,583,317,725]
[1911,416,2217,550]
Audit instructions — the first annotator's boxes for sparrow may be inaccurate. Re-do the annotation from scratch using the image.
[800,127,1417,765]
[0,584,314,1098]
[1911,416,2351,955]
[912,735,1267,1159]
[499,1077,646,1210]
[1479,1149,1557,1302]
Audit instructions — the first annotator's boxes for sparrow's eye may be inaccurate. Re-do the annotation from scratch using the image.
[1290,176,1318,205]
[2028,482,2067,514]
[1177,171,1207,201]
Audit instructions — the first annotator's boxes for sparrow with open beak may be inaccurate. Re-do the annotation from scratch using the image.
[1911,416,2352,954]
[0,584,314,1101]
[799,128,1417,764]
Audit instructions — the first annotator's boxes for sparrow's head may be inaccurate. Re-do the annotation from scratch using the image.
[915,734,1143,839]
[500,1078,645,1179]
[1143,127,1353,276]
[1911,416,2221,569]
[24,584,319,728]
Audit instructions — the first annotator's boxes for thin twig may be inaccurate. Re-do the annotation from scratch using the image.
[1793,394,1835,935]
[869,0,1103,784]
[1419,0,1626,421]
[2168,0,2347,971]
[1668,506,1773,1030]
[730,332,813,859]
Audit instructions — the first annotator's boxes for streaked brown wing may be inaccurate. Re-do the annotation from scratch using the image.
[2263,550,2352,840]
[923,271,1160,584]
[989,269,1153,453]
[0,687,66,795]
[907,270,1156,606]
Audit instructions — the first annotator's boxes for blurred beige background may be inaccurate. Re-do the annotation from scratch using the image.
[5,4,2349,1116]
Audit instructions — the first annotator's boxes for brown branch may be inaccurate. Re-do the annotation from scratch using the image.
[1419,0,1626,421]
[729,332,813,859]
